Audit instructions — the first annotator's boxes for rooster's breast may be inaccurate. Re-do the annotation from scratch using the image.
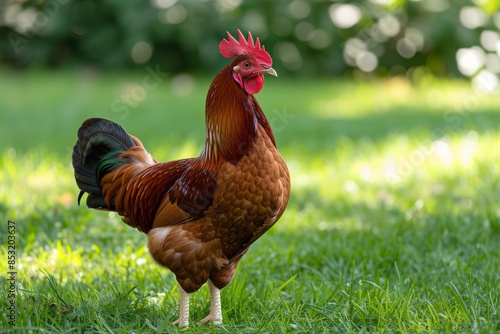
[207,125,290,259]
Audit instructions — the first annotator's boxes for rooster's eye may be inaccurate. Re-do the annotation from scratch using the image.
[243,62,251,68]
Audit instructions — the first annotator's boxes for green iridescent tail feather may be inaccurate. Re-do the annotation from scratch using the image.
[72,118,136,209]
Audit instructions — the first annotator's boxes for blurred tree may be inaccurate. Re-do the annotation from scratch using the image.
[0,0,499,86]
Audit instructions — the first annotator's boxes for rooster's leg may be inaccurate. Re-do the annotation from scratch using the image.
[201,280,222,325]
[172,284,190,327]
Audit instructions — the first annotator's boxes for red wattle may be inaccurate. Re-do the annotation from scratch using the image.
[243,75,264,95]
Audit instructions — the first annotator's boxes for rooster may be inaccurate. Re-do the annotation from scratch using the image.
[72,30,290,327]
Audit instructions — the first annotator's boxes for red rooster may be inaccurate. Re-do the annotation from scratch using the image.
[72,30,290,327]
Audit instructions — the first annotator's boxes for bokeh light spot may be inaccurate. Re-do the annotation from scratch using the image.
[368,0,397,5]
[275,42,302,71]
[459,7,486,29]
[456,46,485,77]
[473,69,499,94]
[242,10,267,36]
[378,15,400,38]
[405,27,425,51]
[131,41,153,64]
[420,0,449,13]
[485,53,500,74]
[308,30,331,50]
[329,4,362,29]
[480,30,500,52]
[295,21,314,41]
[356,51,378,72]
[171,73,195,96]
[343,38,366,66]
[288,0,311,19]
[214,0,243,13]
[397,38,417,59]
[159,4,187,24]
[151,0,177,9]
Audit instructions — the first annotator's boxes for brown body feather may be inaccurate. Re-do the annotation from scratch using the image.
[80,55,290,293]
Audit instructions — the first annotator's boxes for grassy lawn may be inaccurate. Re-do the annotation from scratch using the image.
[1,69,500,333]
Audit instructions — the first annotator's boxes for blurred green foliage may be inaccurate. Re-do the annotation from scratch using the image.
[1,0,499,79]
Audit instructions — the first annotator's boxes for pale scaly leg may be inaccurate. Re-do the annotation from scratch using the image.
[172,284,190,327]
[201,280,222,325]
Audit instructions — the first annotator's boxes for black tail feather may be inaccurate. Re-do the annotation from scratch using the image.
[72,118,136,209]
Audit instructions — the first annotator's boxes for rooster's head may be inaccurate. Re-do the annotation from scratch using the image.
[219,30,277,95]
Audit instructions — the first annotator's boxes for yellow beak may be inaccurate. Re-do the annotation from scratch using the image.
[260,67,278,77]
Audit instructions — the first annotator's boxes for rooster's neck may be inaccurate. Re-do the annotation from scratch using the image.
[201,63,275,165]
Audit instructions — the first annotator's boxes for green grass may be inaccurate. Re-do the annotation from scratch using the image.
[1,69,500,333]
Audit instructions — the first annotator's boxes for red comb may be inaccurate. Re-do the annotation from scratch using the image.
[219,30,272,67]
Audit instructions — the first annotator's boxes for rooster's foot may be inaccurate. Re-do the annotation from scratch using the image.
[201,280,222,325]
[173,284,190,327]
[172,318,189,327]
[201,314,223,325]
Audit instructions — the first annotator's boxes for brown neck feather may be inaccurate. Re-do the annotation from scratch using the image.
[201,59,276,165]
